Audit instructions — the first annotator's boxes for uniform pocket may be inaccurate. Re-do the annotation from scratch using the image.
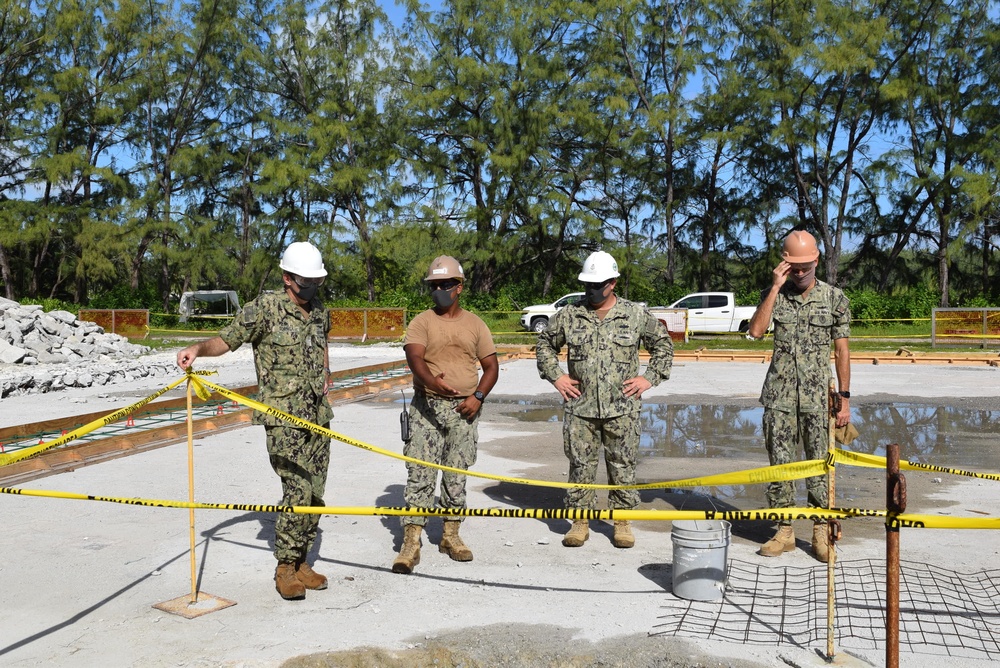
[567,327,592,361]
[808,313,833,327]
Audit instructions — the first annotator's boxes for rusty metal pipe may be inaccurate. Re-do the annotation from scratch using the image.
[886,442,905,668]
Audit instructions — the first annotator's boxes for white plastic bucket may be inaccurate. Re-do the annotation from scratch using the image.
[670,519,731,601]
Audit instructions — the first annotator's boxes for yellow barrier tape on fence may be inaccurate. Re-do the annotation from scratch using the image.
[8,484,999,528]
[886,513,1000,530]
[0,370,216,468]
[0,486,868,521]
[187,372,828,491]
[833,448,1000,482]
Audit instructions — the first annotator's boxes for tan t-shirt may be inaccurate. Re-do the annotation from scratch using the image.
[404,309,497,397]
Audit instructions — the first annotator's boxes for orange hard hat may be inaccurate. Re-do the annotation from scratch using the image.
[782,231,820,263]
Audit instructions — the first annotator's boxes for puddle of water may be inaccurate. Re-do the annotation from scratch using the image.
[507,401,1000,507]
[510,402,1000,467]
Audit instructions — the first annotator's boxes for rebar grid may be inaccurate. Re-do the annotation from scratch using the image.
[652,558,1000,659]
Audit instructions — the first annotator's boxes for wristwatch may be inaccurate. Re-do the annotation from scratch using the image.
[838,391,851,399]
[473,390,485,402]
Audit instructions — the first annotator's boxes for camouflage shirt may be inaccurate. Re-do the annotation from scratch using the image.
[536,298,673,419]
[219,291,333,427]
[759,280,851,413]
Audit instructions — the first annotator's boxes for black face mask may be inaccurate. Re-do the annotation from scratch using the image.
[293,283,319,302]
[585,281,613,305]
[431,287,458,309]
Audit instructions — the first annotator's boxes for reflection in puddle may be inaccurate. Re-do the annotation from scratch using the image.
[511,402,1000,468]
[509,402,1000,506]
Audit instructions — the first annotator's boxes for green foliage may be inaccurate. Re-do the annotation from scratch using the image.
[0,0,998,317]
[88,283,161,310]
[21,297,78,314]
[846,285,941,322]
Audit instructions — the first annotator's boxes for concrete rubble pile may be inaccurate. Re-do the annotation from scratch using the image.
[0,297,175,399]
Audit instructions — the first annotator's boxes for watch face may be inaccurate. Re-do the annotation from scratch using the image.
[474,391,484,401]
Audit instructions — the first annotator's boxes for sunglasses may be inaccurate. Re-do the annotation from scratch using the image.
[430,280,462,291]
[582,278,614,290]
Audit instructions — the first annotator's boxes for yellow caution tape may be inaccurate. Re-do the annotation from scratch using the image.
[188,374,828,491]
[5,485,999,528]
[885,513,1000,530]
[0,487,872,521]
[833,448,1000,482]
[0,371,217,468]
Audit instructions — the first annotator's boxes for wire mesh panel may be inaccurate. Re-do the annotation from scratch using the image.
[652,558,1000,660]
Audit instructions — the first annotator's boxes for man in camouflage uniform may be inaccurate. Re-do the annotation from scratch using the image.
[536,251,673,549]
[391,255,499,575]
[747,230,852,563]
[177,241,334,600]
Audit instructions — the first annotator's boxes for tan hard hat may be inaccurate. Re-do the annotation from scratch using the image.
[425,255,465,282]
[782,231,820,263]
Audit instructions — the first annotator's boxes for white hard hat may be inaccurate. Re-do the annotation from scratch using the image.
[279,242,327,278]
[578,251,620,283]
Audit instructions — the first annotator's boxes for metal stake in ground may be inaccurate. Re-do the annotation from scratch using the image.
[886,443,905,668]
[152,376,235,619]
[826,381,837,661]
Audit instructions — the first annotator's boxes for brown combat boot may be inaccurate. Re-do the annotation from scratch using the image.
[612,520,635,548]
[562,520,590,547]
[296,560,328,590]
[439,520,474,561]
[812,522,831,563]
[392,524,422,574]
[274,562,306,600]
[759,525,796,557]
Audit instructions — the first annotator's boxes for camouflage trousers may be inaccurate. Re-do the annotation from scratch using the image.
[265,425,331,563]
[563,411,640,510]
[762,407,829,524]
[402,392,479,528]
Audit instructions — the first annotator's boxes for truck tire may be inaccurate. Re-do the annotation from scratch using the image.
[738,320,750,333]
[530,317,548,333]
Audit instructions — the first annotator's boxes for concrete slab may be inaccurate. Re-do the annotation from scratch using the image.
[1,345,999,667]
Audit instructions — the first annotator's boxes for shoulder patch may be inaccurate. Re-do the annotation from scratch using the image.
[241,304,256,324]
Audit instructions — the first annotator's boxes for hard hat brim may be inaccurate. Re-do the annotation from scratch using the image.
[578,271,619,282]
[280,262,328,278]
[782,251,819,263]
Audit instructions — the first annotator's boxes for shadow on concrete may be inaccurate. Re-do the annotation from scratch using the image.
[480,480,568,535]
[376,484,408,550]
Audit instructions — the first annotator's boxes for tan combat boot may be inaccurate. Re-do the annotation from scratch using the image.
[439,520,474,561]
[612,520,635,548]
[274,562,306,600]
[759,525,796,557]
[562,520,590,547]
[296,560,328,590]
[392,524,422,574]
[812,522,831,563]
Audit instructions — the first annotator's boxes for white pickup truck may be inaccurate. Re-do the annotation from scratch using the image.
[519,292,585,332]
[657,292,758,333]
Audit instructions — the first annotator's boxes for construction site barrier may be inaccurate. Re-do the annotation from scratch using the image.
[78,308,150,340]
[2,371,998,529]
[3,370,998,663]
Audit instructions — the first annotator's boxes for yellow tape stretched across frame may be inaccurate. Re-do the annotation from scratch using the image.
[185,372,829,491]
[0,371,217,468]
[2,485,999,530]
[6,371,1000,532]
